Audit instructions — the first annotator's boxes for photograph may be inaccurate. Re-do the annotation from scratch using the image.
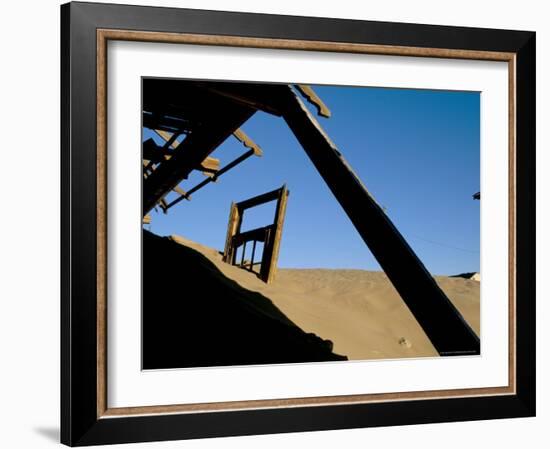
[141,78,481,369]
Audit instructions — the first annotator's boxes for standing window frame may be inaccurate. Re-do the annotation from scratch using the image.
[61,1,535,446]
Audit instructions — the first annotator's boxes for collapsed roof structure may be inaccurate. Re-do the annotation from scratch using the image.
[142,79,480,357]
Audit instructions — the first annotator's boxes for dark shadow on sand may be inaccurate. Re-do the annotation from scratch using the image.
[142,230,347,369]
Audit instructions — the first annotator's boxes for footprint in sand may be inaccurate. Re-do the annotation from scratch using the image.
[398,337,412,349]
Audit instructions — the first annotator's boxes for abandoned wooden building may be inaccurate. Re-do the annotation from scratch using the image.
[141,79,480,357]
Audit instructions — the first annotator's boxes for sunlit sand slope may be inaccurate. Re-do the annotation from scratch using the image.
[170,234,480,361]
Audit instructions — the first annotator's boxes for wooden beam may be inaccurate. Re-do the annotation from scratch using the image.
[143,138,171,163]
[235,186,281,210]
[144,137,220,173]
[263,185,289,284]
[233,128,263,156]
[277,86,479,356]
[232,226,272,246]
[142,114,190,134]
[164,148,257,211]
[195,82,283,116]
[223,202,241,263]
[199,157,220,173]
[154,129,180,149]
[296,85,331,118]
[172,185,187,197]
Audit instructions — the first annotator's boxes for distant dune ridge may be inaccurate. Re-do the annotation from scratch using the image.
[142,231,480,368]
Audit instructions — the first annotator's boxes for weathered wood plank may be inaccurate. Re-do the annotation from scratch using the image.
[296,85,331,118]
[265,185,289,284]
[164,148,258,211]
[199,157,220,173]
[233,128,263,156]
[223,202,241,263]
[235,186,281,210]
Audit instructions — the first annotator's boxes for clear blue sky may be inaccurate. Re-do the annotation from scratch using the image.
[144,85,480,276]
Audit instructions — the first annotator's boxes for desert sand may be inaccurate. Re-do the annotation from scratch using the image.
[170,234,480,361]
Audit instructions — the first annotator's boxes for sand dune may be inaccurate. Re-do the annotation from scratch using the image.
[170,234,480,361]
[142,231,346,369]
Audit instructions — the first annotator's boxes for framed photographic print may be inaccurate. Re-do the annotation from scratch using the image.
[60,1,535,446]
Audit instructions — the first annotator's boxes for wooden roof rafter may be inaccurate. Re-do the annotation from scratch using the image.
[142,102,256,213]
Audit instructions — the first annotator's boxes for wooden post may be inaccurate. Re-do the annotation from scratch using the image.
[250,240,257,272]
[259,228,273,282]
[264,185,289,284]
[223,202,241,264]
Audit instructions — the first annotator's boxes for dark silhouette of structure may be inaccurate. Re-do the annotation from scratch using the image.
[142,79,480,358]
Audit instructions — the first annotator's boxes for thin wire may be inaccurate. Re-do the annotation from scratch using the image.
[381,202,480,255]
[407,233,479,254]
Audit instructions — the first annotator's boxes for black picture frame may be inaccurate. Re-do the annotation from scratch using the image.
[61,1,535,446]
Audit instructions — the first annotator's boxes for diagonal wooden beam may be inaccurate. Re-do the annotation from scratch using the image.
[144,136,220,172]
[154,129,181,150]
[235,186,282,210]
[233,128,263,156]
[143,138,171,163]
[295,85,331,118]
[163,147,259,211]
[275,85,479,357]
